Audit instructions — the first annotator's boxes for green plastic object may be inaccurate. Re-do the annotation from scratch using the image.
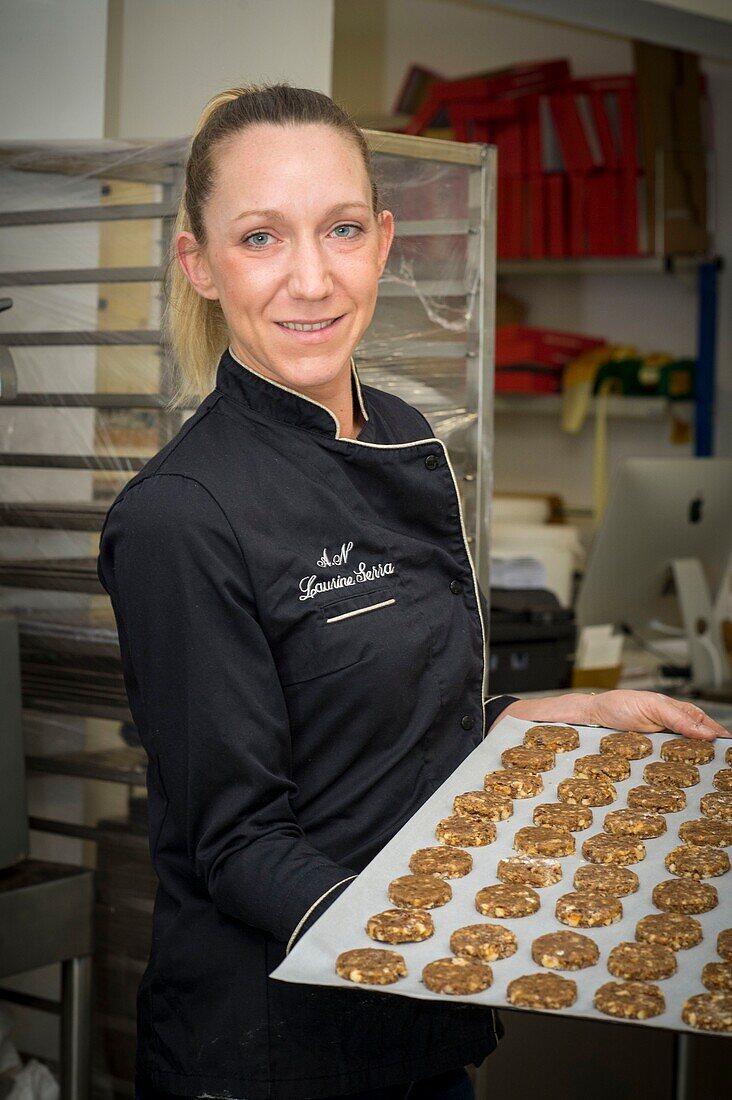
[592,358,695,400]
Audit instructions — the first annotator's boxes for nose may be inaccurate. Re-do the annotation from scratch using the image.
[286,235,334,300]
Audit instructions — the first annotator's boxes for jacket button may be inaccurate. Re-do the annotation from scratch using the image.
[461,714,475,730]
[449,579,463,594]
[424,454,440,470]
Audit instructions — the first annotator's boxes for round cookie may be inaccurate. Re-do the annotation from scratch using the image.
[421,956,492,995]
[644,761,700,789]
[523,724,580,752]
[635,912,703,951]
[501,745,556,772]
[409,846,473,879]
[702,961,732,992]
[533,803,593,832]
[521,726,581,752]
[453,790,513,821]
[366,909,435,944]
[678,819,732,848]
[506,972,577,1009]
[388,874,452,909]
[531,931,599,971]
[713,768,732,793]
[664,844,730,880]
[682,992,732,1033]
[599,731,653,759]
[627,785,686,813]
[435,814,496,848]
[475,883,540,919]
[718,928,732,961]
[450,923,518,962]
[652,878,718,915]
[727,746,732,766]
[660,738,715,765]
[700,792,732,822]
[557,777,616,807]
[514,825,575,857]
[581,834,646,866]
[483,769,543,799]
[574,864,639,898]
[574,753,630,782]
[555,890,622,928]
[594,980,665,1020]
[497,855,562,888]
[336,948,407,985]
[607,941,677,981]
[603,809,666,839]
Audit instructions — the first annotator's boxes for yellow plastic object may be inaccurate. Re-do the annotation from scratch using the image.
[561,345,636,434]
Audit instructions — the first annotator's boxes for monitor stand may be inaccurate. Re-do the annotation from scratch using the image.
[669,557,731,691]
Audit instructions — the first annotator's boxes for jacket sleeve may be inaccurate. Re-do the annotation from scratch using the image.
[97,472,357,946]
[477,567,518,727]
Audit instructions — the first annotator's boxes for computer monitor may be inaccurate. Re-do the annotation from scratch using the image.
[576,458,732,689]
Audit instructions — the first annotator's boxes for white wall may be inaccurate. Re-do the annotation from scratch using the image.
[111,0,334,138]
[0,0,108,139]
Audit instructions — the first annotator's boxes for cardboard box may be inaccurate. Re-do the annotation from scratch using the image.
[632,42,709,255]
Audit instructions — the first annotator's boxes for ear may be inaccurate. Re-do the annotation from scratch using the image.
[175,231,220,301]
[375,209,395,275]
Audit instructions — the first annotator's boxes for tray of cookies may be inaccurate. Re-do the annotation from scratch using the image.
[271,716,732,1036]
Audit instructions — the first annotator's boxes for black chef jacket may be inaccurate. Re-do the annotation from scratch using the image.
[97,346,516,1100]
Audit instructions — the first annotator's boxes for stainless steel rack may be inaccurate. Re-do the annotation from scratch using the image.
[0,130,497,1099]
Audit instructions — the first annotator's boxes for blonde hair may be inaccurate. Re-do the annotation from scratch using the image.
[163,82,380,409]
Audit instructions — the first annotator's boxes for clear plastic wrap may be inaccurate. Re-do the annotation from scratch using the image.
[0,132,495,706]
[0,134,495,1090]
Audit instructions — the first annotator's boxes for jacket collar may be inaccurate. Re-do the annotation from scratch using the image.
[215,345,370,440]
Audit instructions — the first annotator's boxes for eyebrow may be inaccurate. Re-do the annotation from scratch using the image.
[232,200,371,224]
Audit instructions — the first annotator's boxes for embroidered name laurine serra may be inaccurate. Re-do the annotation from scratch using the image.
[299,560,395,601]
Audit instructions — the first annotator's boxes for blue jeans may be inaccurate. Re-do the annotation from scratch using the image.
[135,1066,474,1100]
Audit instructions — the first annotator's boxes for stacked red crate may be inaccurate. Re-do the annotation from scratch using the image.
[403,62,643,258]
[495,325,606,393]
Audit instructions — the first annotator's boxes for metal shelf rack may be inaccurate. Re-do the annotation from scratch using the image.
[0,129,497,1100]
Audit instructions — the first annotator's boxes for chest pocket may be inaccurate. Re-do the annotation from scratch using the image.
[275,580,399,687]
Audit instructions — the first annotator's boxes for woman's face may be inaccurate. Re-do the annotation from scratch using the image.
[178,122,394,394]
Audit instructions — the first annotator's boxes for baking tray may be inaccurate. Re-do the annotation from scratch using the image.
[271,716,731,1036]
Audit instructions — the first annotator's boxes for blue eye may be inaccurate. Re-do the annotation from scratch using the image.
[332,223,362,239]
[243,231,274,249]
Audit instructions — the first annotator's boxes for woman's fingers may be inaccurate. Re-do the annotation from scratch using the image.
[591,689,730,741]
[644,693,730,741]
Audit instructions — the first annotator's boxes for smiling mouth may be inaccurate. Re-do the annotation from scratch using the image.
[276,316,342,331]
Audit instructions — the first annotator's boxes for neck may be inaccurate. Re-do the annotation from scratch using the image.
[228,344,363,439]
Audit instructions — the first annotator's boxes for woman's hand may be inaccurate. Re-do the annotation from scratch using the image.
[499,689,730,741]
[588,689,729,742]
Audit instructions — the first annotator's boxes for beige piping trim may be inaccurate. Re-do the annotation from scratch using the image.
[226,346,487,738]
[227,346,369,438]
[285,874,357,955]
[351,359,369,424]
[326,597,395,624]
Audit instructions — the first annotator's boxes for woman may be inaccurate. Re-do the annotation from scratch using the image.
[97,84,727,1100]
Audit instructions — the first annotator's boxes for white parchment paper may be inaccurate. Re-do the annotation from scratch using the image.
[271,717,732,1035]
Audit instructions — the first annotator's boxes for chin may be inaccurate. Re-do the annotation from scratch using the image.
[275,356,350,390]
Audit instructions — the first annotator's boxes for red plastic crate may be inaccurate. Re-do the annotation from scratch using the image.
[496,324,606,367]
[495,365,562,393]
